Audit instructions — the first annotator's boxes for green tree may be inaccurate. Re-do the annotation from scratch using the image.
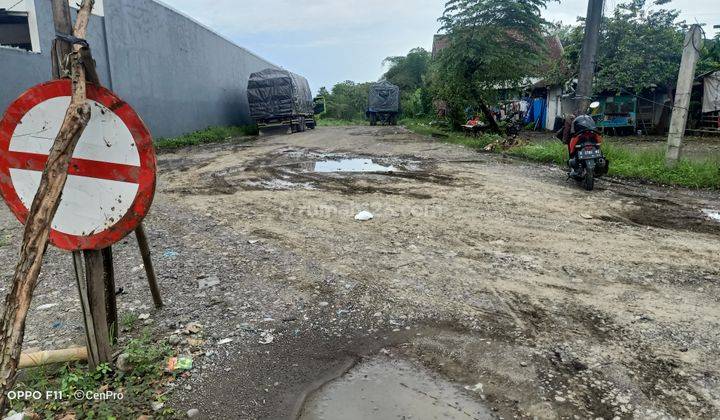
[383,47,431,92]
[321,81,372,120]
[434,0,552,129]
[697,33,720,76]
[592,0,685,92]
[383,47,433,117]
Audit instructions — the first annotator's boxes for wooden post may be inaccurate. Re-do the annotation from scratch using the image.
[54,0,114,365]
[666,25,704,166]
[72,251,99,367]
[50,0,73,79]
[72,251,113,368]
[0,1,95,412]
[102,247,118,343]
[135,223,163,308]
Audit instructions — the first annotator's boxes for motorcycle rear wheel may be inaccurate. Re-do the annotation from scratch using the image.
[584,167,595,191]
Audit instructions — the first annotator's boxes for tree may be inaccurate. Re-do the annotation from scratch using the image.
[593,0,685,92]
[434,0,552,129]
[321,81,372,120]
[697,33,720,76]
[383,48,431,92]
[383,48,433,118]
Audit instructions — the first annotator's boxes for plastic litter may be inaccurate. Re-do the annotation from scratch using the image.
[166,356,193,372]
[355,211,374,221]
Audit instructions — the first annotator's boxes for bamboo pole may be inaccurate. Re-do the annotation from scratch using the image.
[19,347,88,369]
[0,0,95,412]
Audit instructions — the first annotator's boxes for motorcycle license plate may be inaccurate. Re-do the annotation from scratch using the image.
[579,149,601,159]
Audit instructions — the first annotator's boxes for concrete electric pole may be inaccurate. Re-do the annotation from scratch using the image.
[666,24,703,166]
[575,0,604,114]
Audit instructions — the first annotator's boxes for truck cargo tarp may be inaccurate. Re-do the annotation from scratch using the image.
[368,81,400,112]
[247,68,313,119]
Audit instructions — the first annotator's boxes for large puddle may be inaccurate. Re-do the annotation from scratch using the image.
[300,356,493,420]
[312,158,398,173]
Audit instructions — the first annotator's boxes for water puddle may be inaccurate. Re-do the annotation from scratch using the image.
[300,356,492,420]
[312,158,398,173]
[702,209,720,223]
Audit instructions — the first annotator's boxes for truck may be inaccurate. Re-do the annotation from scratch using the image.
[366,81,400,126]
[247,68,319,133]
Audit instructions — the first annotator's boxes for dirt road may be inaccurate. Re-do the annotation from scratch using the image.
[2,125,719,418]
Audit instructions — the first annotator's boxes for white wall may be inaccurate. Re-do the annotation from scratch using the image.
[0,0,40,52]
[546,86,563,131]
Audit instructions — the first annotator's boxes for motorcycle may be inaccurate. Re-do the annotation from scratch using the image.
[558,102,609,191]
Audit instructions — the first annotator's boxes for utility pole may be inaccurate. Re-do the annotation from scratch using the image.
[575,0,604,114]
[666,24,703,166]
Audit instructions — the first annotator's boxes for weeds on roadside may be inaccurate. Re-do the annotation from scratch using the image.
[509,141,720,189]
[402,118,720,189]
[121,313,139,330]
[155,125,258,150]
[10,331,174,418]
[401,118,501,151]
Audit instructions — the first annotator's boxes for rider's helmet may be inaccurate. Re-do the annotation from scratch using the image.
[572,115,597,134]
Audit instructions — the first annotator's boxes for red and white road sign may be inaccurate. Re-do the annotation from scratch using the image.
[0,79,156,251]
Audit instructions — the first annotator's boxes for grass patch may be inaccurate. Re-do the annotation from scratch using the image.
[155,125,258,150]
[316,118,367,126]
[401,118,501,151]
[11,332,175,418]
[121,313,139,330]
[402,118,719,189]
[508,140,720,189]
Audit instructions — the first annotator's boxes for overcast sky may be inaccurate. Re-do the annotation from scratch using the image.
[160,0,719,94]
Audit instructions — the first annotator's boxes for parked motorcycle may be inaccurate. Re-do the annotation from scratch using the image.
[558,102,609,191]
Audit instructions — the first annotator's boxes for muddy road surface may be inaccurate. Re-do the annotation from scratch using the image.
[2,125,719,419]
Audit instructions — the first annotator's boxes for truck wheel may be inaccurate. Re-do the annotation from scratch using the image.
[390,114,398,126]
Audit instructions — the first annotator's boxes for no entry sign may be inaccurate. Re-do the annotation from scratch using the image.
[0,79,156,251]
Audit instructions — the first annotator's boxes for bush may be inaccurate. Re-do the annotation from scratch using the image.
[155,125,258,150]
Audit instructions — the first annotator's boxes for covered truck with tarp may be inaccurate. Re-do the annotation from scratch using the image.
[247,68,319,132]
[366,81,400,125]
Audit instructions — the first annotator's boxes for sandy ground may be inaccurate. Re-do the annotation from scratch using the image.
[1,125,719,419]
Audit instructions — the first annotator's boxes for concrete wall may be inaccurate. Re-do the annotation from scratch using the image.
[104,0,276,137]
[1,0,277,138]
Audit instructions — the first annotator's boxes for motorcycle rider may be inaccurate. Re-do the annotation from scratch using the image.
[556,114,601,177]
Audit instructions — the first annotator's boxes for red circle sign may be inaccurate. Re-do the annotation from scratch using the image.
[0,79,156,250]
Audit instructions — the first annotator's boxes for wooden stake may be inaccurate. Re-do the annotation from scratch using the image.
[83,250,113,367]
[0,0,95,412]
[135,223,163,308]
[50,0,73,79]
[102,247,118,343]
[73,250,113,369]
